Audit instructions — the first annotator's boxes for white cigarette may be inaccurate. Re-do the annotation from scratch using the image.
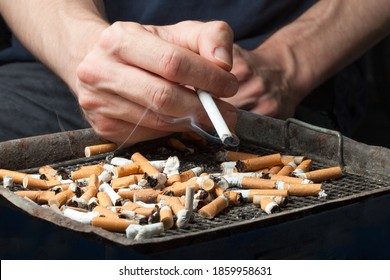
[197,89,237,146]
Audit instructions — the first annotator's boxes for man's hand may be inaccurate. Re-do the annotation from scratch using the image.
[75,20,238,144]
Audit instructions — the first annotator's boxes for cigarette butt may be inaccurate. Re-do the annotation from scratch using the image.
[270,175,312,184]
[84,143,117,157]
[48,189,75,207]
[113,162,141,178]
[216,150,260,162]
[87,174,99,189]
[185,184,196,212]
[293,159,313,174]
[198,195,229,219]
[169,167,203,185]
[167,138,194,154]
[23,177,61,190]
[277,182,323,196]
[71,163,105,180]
[281,155,295,165]
[97,191,113,207]
[15,190,56,204]
[166,174,181,186]
[130,152,160,175]
[223,191,244,206]
[133,188,161,203]
[122,201,155,218]
[300,166,342,182]
[157,194,183,206]
[92,205,119,218]
[260,197,281,214]
[91,216,136,232]
[38,165,58,181]
[0,169,28,184]
[111,174,142,190]
[214,185,225,196]
[236,153,283,172]
[197,177,216,192]
[276,162,296,176]
[2,176,13,188]
[233,189,288,202]
[162,181,200,197]
[253,195,287,206]
[268,165,283,175]
[79,185,98,204]
[241,177,276,189]
[160,205,174,229]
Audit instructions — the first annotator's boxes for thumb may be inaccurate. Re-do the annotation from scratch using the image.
[147,20,234,71]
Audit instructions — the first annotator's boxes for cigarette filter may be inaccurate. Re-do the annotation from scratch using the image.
[215,150,259,162]
[259,197,281,214]
[157,194,183,206]
[130,152,160,175]
[71,163,105,180]
[279,182,323,196]
[293,159,313,174]
[240,177,276,189]
[38,165,58,181]
[99,183,122,205]
[111,174,142,190]
[97,191,113,207]
[159,205,174,229]
[122,201,155,218]
[276,162,297,176]
[232,189,288,202]
[91,216,136,232]
[252,195,287,206]
[167,138,194,154]
[162,181,200,197]
[63,208,100,224]
[92,205,119,218]
[299,166,342,182]
[15,190,56,204]
[133,222,165,240]
[223,191,244,206]
[185,184,195,212]
[87,174,100,189]
[22,176,60,190]
[84,143,117,157]
[0,169,28,184]
[236,153,283,172]
[198,195,229,219]
[133,188,161,203]
[48,189,75,207]
[113,162,140,178]
[270,175,312,184]
[268,165,283,175]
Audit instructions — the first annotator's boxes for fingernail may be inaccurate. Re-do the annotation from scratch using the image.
[214,47,232,68]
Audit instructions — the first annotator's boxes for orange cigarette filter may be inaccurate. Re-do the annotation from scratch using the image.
[91,216,136,232]
[198,195,229,219]
[133,188,161,203]
[241,177,276,189]
[281,183,323,196]
[270,175,310,184]
[84,143,118,157]
[167,138,193,154]
[302,166,342,183]
[15,190,56,204]
[236,153,283,172]
[38,165,58,181]
[242,189,288,202]
[87,174,99,189]
[0,169,28,184]
[80,185,98,202]
[276,164,295,176]
[71,163,105,180]
[117,189,137,200]
[252,195,287,206]
[223,191,244,206]
[268,165,283,175]
[23,177,61,190]
[162,181,200,197]
[122,201,155,218]
[97,191,113,207]
[130,152,160,175]
[92,205,119,218]
[157,194,183,206]
[221,150,260,162]
[113,162,141,178]
[294,159,313,173]
[160,205,174,229]
[111,174,142,190]
[48,189,75,207]
[259,197,281,214]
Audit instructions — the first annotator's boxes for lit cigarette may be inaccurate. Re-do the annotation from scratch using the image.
[295,166,342,182]
[167,138,194,154]
[197,89,237,146]
[236,153,283,172]
[15,190,56,204]
[198,194,229,219]
[259,197,281,214]
[84,143,117,157]
[276,181,323,196]
[71,163,105,180]
[91,216,137,232]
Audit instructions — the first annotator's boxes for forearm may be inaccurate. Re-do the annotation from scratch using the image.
[257,0,390,93]
[0,0,109,90]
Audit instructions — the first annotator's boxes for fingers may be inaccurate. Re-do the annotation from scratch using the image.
[99,21,238,98]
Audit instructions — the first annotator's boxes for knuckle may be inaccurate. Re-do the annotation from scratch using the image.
[158,48,183,80]
[150,83,172,111]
